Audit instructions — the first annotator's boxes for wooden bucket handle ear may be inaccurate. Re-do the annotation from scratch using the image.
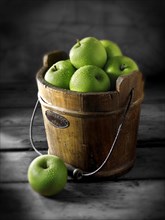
[43,50,68,68]
[116,71,144,105]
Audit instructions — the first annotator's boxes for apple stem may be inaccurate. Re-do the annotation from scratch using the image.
[120,64,129,71]
[76,39,81,47]
[53,65,57,71]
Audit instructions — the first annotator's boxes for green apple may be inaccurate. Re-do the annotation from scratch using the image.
[69,37,107,69]
[27,155,68,196]
[69,65,110,92]
[100,39,122,58]
[44,59,75,89]
[104,55,139,90]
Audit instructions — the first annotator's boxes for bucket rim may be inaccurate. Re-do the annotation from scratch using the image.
[36,66,142,96]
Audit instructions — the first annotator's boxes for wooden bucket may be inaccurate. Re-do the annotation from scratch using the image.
[36,50,144,178]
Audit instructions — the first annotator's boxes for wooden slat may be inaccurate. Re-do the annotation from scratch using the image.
[0,107,43,127]
[138,103,165,141]
[0,126,47,150]
[1,100,164,133]
[0,82,164,107]
[0,147,165,183]
[0,180,165,220]
[0,84,164,151]
[0,81,164,107]
[0,101,164,151]
[0,125,164,151]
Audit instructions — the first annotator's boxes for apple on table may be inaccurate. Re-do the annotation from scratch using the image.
[28,155,68,196]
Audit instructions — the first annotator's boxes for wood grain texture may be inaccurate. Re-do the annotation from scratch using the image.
[0,81,164,108]
[36,52,144,177]
[0,147,165,183]
[0,181,165,220]
[0,97,164,151]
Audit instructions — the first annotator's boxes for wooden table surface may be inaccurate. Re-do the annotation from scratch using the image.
[0,0,165,219]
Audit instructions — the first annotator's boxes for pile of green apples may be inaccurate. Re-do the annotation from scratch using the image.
[44,36,139,92]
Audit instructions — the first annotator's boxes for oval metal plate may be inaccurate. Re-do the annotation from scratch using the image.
[45,110,69,129]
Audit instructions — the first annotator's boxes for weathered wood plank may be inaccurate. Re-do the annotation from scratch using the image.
[0,100,164,143]
[0,180,165,220]
[0,100,164,151]
[0,147,165,183]
[138,103,165,141]
[0,107,43,127]
[0,124,164,151]
[0,100,165,128]
[1,82,164,107]
[0,126,47,150]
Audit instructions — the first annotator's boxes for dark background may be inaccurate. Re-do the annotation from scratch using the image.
[0,0,165,85]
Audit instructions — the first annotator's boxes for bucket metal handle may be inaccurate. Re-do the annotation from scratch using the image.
[29,89,134,180]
